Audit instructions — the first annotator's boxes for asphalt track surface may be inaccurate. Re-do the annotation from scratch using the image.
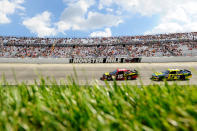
[0,62,196,85]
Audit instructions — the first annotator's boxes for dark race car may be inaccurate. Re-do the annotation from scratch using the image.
[151,69,192,81]
[100,69,138,81]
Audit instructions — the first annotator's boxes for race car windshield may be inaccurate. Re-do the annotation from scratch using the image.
[110,70,117,75]
[162,70,169,74]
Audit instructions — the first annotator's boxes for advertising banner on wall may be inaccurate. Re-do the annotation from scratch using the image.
[69,58,142,63]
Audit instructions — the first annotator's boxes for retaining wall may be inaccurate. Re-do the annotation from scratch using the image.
[0,57,196,64]
[0,58,70,64]
[141,56,197,63]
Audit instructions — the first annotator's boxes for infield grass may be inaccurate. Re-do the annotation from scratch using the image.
[0,77,197,131]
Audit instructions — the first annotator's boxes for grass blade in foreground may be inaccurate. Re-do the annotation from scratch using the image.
[0,79,197,130]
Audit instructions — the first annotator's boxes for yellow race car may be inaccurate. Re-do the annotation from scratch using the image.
[151,69,192,81]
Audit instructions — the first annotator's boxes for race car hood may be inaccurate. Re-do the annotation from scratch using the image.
[152,72,165,77]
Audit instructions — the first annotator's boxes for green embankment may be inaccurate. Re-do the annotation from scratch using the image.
[0,79,197,130]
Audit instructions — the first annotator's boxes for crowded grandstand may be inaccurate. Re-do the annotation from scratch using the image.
[0,32,197,58]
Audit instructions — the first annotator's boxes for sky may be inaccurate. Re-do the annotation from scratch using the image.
[0,0,197,38]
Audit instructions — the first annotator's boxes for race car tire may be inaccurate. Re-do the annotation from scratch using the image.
[159,76,165,81]
[127,76,132,80]
[180,75,185,80]
[107,76,112,81]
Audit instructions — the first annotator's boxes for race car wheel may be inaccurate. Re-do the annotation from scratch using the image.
[180,75,185,80]
[159,76,165,81]
[107,76,112,81]
[127,76,132,80]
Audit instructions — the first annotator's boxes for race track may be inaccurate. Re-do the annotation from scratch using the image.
[0,62,197,85]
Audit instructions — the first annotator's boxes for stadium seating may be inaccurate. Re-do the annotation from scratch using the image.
[0,32,197,58]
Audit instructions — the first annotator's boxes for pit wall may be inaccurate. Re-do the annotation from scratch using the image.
[0,57,196,64]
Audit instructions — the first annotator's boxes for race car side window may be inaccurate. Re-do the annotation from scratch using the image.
[125,71,129,74]
[170,71,177,74]
[117,71,124,75]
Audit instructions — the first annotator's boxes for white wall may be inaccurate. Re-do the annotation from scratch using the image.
[0,58,70,64]
[141,56,197,63]
[0,57,196,64]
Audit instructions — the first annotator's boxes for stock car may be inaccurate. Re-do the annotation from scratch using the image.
[100,69,138,81]
[151,69,192,81]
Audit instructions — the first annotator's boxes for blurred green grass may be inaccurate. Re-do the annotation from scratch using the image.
[0,78,197,131]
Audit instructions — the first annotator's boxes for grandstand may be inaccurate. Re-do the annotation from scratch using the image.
[0,32,197,58]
